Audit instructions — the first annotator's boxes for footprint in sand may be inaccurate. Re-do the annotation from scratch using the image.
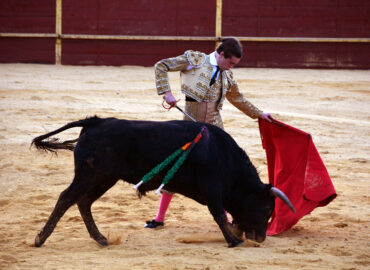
[0,254,17,264]
[29,194,54,201]
[278,248,303,254]
[62,95,81,102]
[328,247,352,256]
[355,254,370,267]
[333,222,348,228]
[0,163,12,169]
[349,158,368,164]
[0,199,9,208]
[319,212,340,218]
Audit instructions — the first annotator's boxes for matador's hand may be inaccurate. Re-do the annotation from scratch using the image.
[163,91,178,109]
[260,112,274,122]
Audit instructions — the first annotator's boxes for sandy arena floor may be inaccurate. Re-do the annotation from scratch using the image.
[0,63,369,269]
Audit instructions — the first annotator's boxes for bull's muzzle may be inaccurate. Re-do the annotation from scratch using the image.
[245,230,266,243]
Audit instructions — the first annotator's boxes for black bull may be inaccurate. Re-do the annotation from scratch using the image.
[31,116,295,248]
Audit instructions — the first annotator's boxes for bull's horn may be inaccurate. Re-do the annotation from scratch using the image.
[270,187,296,213]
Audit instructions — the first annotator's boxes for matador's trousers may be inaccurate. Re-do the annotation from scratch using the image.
[183,101,224,130]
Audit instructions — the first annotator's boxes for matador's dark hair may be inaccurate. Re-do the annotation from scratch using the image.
[216,37,242,59]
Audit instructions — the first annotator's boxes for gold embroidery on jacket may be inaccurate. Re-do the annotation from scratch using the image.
[185,50,206,67]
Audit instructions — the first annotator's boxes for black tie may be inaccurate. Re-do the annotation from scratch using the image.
[209,66,220,86]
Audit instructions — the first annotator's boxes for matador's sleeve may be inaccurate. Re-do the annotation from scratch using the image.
[154,50,206,95]
[225,71,263,119]
[154,53,190,95]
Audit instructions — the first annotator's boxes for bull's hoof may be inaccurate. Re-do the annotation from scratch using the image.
[95,236,108,246]
[227,223,243,239]
[34,234,43,247]
[228,239,244,248]
[98,239,108,246]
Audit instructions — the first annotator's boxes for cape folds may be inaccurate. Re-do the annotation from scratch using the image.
[258,119,337,235]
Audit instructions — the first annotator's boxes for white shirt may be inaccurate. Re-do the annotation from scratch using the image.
[209,51,220,80]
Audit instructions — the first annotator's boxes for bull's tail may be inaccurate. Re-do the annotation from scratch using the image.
[31,116,104,153]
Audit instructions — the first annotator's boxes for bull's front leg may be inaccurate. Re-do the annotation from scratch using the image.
[203,187,243,247]
[213,211,243,247]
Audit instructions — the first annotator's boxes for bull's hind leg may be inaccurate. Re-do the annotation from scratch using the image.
[35,176,87,247]
[77,179,118,246]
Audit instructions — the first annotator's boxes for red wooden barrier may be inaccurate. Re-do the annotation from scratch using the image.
[0,0,369,68]
[0,0,55,63]
[223,0,370,68]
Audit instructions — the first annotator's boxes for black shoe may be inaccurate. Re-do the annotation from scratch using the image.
[144,219,164,228]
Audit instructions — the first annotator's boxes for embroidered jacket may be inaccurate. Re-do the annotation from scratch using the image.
[155,50,262,119]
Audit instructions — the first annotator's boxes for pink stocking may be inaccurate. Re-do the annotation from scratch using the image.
[154,192,173,222]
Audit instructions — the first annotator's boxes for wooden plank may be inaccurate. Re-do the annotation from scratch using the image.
[62,0,215,36]
[177,0,216,36]
[338,0,370,7]
[336,43,370,68]
[0,0,55,33]
[0,38,55,63]
[258,0,336,7]
[336,6,370,37]
[62,6,98,34]
[0,17,55,33]
[222,17,258,36]
[61,38,370,68]
[259,17,337,37]
[239,41,370,68]
[0,0,55,16]
[222,0,370,38]
[62,40,214,66]
[240,42,338,68]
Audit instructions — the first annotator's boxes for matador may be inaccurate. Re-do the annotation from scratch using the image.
[145,38,274,228]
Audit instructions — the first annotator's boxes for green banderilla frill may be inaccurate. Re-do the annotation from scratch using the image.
[133,126,206,193]
[141,148,183,184]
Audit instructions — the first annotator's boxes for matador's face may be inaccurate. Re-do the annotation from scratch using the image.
[217,51,241,71]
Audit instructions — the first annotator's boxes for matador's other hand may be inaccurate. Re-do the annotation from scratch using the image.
[260,112,274,123]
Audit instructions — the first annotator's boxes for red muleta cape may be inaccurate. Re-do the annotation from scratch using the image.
[258,119,337,235]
